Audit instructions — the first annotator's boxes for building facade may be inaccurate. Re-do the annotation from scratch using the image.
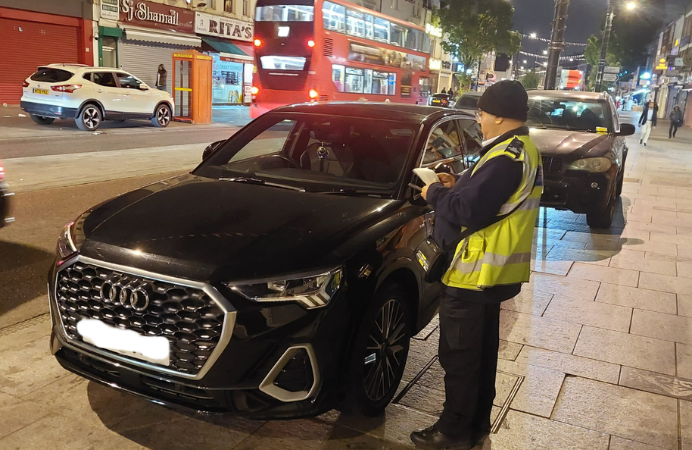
[0,0,95,104]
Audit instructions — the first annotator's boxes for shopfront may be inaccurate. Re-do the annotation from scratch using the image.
[98,0,201,97]
[195,12,254,106]
[0,5,93,104]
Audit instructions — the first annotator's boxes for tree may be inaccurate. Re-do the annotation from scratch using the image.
[584,35,621,91]
[520,71,541,90]
[436,0,522,77]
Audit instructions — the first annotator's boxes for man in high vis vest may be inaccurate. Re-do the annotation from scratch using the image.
[411,81,542,450]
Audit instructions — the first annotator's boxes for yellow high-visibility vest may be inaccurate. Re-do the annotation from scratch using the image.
[443,134,543,291]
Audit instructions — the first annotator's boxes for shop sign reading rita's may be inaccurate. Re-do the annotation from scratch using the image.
[195,12,253,42]
[119,0,194,33]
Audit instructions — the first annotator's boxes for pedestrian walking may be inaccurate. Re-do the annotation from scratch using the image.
[670,105,683,139]
[155,64,167,91]
[639,100,658,146]
[412,80,542,450]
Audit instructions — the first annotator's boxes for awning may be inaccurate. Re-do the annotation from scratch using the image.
[201,36,253,61]
[122,27,201,47]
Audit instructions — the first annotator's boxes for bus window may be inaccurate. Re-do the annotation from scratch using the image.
[365,14,374,40]
[420,33,431,53]
[388,72,396,95]
[390,23,406,47]
[405,28,419,51]
[260,56,306,70]
[372,71,395,95]
[323,2,346,32]
[364,69,373,94]
[332,65,345,92]
[373,17,390,43]
[345,68,364,93]
[346,9,365,37]
[256,5,314,21]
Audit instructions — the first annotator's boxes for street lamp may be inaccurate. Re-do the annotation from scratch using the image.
[543,50,548,55]
[625,1,636,11]
[530,32,538,39]
[523,59,527,63]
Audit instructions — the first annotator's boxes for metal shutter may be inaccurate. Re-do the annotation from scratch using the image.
[0,18,80,104]
[120,39,191,98]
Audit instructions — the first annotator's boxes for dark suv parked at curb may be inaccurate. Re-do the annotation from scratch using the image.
[527,91,635,228]
[49,103,486,419]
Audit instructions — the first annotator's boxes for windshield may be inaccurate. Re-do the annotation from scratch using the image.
[527,98,611,132]
[255,5,314,21]
[195,114,417,194]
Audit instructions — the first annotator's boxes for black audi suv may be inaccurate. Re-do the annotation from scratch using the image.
[49,103,485,419]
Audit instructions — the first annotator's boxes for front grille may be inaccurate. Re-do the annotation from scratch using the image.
[542,156,563,174]
[55,262,225,376]
[273,349,314,393]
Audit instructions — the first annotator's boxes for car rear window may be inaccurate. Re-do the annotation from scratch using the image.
[30,68,74,83]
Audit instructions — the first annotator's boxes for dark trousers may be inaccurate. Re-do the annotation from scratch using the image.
[436,292,501,439]
[670,121,680,138]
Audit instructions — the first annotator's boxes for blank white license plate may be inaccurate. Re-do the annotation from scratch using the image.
[82,319,171,366]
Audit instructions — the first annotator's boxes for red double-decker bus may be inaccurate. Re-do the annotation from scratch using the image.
[250,0,432,117]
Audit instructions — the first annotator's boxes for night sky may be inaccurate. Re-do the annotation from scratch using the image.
[510,0,690,53]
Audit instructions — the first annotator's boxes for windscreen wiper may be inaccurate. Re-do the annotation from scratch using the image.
[315,187,392,197]
[219,177,305,192]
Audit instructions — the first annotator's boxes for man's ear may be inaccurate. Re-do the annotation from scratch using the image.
[495,117,504,125]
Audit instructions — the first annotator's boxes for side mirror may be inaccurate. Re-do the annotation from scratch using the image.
[203,140,224,161]
[139,84,149,91]
[617,123,635,137]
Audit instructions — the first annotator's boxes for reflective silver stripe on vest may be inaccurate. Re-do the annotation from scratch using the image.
[455,251,533,274]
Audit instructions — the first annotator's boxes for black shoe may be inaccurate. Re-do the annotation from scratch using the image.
[640,139,643,144]
[410,425,476,450]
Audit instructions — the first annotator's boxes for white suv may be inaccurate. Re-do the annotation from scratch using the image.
[21,64,174,131]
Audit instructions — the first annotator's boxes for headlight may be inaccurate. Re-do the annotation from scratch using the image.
[567,157,612,173]
[226,268,343,309]
[57,214,87,261]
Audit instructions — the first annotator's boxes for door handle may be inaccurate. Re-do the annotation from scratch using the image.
[96,89,103,93]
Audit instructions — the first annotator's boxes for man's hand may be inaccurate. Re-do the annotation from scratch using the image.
[437,173,456,189]
[422,184,431,200]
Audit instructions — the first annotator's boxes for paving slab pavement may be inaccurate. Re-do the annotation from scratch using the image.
[5,118,692,449]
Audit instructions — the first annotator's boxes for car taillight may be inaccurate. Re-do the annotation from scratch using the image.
[250,86,259,95]
[253,38,262,47]
[0,163,4,182]
[22,81,29,88]
[51,85,82,93]
[307,39,316,48]
[309,89,319,100]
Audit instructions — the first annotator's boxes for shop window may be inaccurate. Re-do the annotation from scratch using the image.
[323,2,345,32]
[419,77,431,98]
[422,121,462,167]
[346,9,365,37]
[224,0,233,13]
[345,68,364,93]
[373,17,390,43]
[116,73,143,89]
[332,64,345,92]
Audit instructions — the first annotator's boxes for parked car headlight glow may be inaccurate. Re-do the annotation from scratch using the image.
[56,214,87,261]
[227,268,343,309]
[567,157,612,173]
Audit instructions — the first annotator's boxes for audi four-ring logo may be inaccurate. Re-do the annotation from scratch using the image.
[100,282,150,311]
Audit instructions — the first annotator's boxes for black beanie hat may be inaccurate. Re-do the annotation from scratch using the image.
[477,80,529,122]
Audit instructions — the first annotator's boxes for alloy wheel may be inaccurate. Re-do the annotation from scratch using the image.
[363,298,408,402]
[157,105,171,126]
[83,107,100,130]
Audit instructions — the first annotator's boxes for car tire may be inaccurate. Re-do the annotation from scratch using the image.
[75,104,102,131]
[30,115,55,125]
[342,283,411,417]
[587,187,616,228]
[151,103,171,128]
